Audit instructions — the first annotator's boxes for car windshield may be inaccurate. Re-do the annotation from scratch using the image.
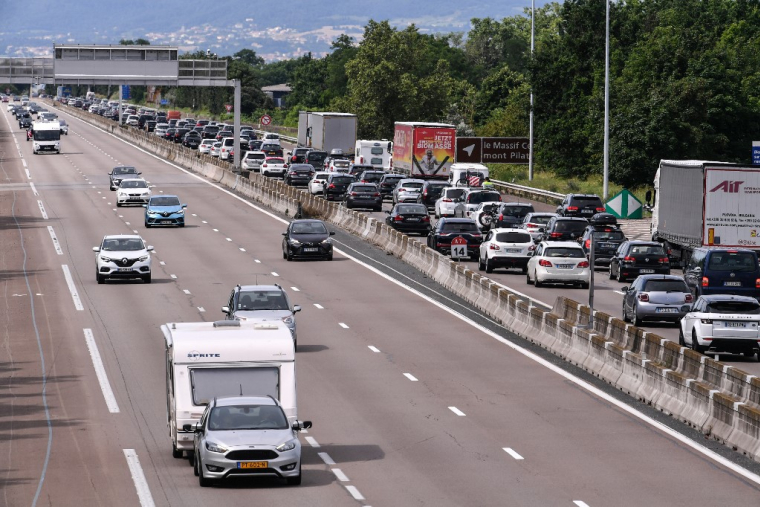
[441,222,479,233]
[594,230,625,240]
[501,206,533,217]
[150,197,180,206]
[643,280,689,292]
[554,221,587,233]
[237,291,289,311]
[268,158,284,164]
[706,301,760,314]
[707,252,757,272]
[383,177,404,184]
[102,238,144,251]
[397,204,427,214]
[629,244,666,256]
[114,167,137,175]
[544,247,585,258]
[353,185,377,192]
[468,192,500,204]
[495,232,531,243]
[292,222,328,234]
[332,177,354,185]
[572,197,603,206]
[120,180,147,189]
[208,405,288,431]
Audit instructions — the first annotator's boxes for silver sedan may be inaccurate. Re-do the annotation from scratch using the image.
[621,274,692,326]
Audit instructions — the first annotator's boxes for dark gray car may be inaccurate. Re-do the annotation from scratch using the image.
[222,284,301,349]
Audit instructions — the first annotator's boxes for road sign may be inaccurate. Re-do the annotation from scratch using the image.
[160,99,168,105]
[456,138,482,163]
[225,104,232,112]
[451,236,468,259]
[121,85,130,100]
[605,189,643,219]
[753,141,760,165]
[455,137,530,164]
[261,114,272,126]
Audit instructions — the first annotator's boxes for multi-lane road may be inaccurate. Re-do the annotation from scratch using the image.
[3,104,760,506]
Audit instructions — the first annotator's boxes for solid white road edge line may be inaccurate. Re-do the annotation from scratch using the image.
[122,449,156,507]
[47,226,63,255]
[83,329,120,413]
[68,110,760,484]
[61,264,84,311]
[332,468,349,482]
[503,447,524,460]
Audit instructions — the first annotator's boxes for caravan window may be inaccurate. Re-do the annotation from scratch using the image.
[190,367,279,405]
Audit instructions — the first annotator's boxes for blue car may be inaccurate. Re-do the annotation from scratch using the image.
[143,195,187,228]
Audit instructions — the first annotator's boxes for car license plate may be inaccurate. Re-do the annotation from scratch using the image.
[118,268,133,272]
[599,243,613,249]
[406,218,420,222]
[161,220,172,224]
[724,322,747,328]
[656,307,678,313]
[724,281,742,287]
[581,209,593,214]
[506,249,522,253]
[304,247,319,252]
[640,269,655,274]
[556,264,573,269]
[238,461,268,469]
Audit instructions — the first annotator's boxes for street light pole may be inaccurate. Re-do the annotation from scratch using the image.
[528,0,535,182]
[603,0,610,200]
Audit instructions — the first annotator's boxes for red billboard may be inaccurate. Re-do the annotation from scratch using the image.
[393,123,456,178]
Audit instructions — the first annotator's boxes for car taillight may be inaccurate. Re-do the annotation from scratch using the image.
[292,156,296,162]
[399,188,407,192]
[685,294,693,303]
[489,244,501,250]
[526,223,537,229]
[623,256,635,262]
[596,207,606,212]
[443,198,452,202]
[262,163,267,167]
[700,318,713,324]
[351,192,358,196]
[394,216,403,221]
[498,214,504,221]
[638,293,649,302]
[567,206,578,211]
[756,278,760,288]
[539,259,552,267]
[373,192,381,197]
[578,261,590,268]
[658,257,669,264]
[550,232,562,238]
[328,184,336,189]
[422,216,430,222]
[585,239,591,249]
[702,277,709,287]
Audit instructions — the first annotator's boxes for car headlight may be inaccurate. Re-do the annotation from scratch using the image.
[205,441,228,453]
[282,316,294,326]
[138,255,149,262]
[289,238,301,245]
[321,238,332,244]
[100,255,112,262]
[276,439,297,452]
[177,209,185,215]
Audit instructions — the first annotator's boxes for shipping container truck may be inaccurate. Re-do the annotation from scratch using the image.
[297,111,357,155]
[393,122,456,179]
[649,160,760,266]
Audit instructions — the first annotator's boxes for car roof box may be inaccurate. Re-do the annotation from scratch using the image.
[589,212,617,226]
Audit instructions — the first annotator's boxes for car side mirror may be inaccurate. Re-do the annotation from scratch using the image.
[138,172,142,175]
[293,305,301,313]
[92,246,100,252]
[282,232,287,236]
[142,204,147,208]
[182,424,193,432]
[538,228,545,233]
[147,246,154,251]
[681,304,692,313]
[182,204,187,208]
[329,231,335,236]
[293,420,312,431]
[222,306,230,314]
[621,286,629,292]
[385,210,391,214]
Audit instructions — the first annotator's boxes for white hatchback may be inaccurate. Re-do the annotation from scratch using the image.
[198,139,216,154]
[526,241,590,288]
[210,142,222,157]
[478,228,535,274]
[261,157,288,177]
[241,151,266,172]
[308,172,330,195]
[434,187,467,218]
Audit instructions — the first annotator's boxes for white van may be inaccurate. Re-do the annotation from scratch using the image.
[355,140,392,170]
[31,120,61,154]
[220,137,235,160]
[448,162,489,187]
[163,320,297,457]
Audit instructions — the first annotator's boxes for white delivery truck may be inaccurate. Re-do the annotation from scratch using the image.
[355,140,393,170]
[163,320,296,458]
[649,160,760,266]
[298,111,357,154]
[30,120,61,154]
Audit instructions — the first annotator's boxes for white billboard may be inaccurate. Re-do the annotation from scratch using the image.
[704,167,760,248]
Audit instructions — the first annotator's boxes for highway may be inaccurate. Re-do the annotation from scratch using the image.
[3,105,760,506]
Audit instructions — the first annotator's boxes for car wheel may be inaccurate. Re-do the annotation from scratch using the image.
[580,282,589,289]
[286,464,302,485]
[172,444,183,459]
[178,223,185,228]
[286,250,293,262]
[116,202,122,207]
[188,451,195,468]
[143,273,151,284]
[282,249,287,259]
[616,269,625,283]
[485,256,494,274]
[622,302,630,322]
[478,256,485,271]
[678,328,685,346]
[632,307,642,327]
[198,455,211,487]
[327,253,333,261]
[534,271,543,287]
[96,272,104,285]
[691,330,703,354]
[526,271,533,285]
[145,222,151,228]
[608,265,615,280]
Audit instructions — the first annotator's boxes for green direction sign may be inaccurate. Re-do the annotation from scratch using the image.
[605,189,643,219]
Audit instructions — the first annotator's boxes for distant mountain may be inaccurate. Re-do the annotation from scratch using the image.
[0,0,546,61]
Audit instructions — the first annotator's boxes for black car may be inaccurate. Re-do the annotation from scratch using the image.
[144,120,157,132]
[137,114,154,129]
[18,113,32,128]
[350,164,374,179]
[357,170,387,185]
[427,218,483,260]
[556,194,606,218]
[493,202,535,228]
[386,203,431,235]
[609,240,671,282]
[305,150,328,170]
[378,174,405,200]
[579,224,627,266]
[324,174,356,201]
[248,139,263,152]
[202,125,220,139]
[284,164,315,186]
[183,131,202,149]
[282,219,334,261]
[164,128,176,141]
[261,143,284,157]
[216,129,234,141]
[541,217,589,242]
[419,180,450,209]
[289,147,310,164]
[173,128,191,143]
[343,183,383,210]
[108,166,142,191]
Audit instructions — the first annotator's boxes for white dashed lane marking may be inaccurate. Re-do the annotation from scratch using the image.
[339,323,349,329]
[317,452,335,465]
[170,274,177,279]
[345,486,365,501]
[368,346,380,353]
[332,469,349,482]
[314,304,324,309]
[291,287,299,291]
[183,289,191,295]
[403,373,418,382]
[503,448,524,460]
[449,407,466,416]
[304,436,320,448]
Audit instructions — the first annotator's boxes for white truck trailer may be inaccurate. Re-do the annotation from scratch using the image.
[298,111,357,155]
[163,320,296,457]
[649,160,760,266]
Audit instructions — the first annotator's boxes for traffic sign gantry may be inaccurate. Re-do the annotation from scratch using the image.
[261,114,272,126]
[451,236,468,259]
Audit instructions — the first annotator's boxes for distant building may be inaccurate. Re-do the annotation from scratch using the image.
[262,83,291,108]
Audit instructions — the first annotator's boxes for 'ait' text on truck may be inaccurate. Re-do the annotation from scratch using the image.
[393,122,455,179]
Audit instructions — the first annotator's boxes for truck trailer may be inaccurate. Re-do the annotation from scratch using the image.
[163,320,296,457]
[393,122,456,179]
[650,160,760,266]
[298,111,357,155]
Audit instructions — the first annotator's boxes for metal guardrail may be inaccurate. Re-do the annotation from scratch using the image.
[253,129,297,144]
[490,179,565,205]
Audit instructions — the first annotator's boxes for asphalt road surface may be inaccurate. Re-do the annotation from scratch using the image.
[2,105,760,506]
